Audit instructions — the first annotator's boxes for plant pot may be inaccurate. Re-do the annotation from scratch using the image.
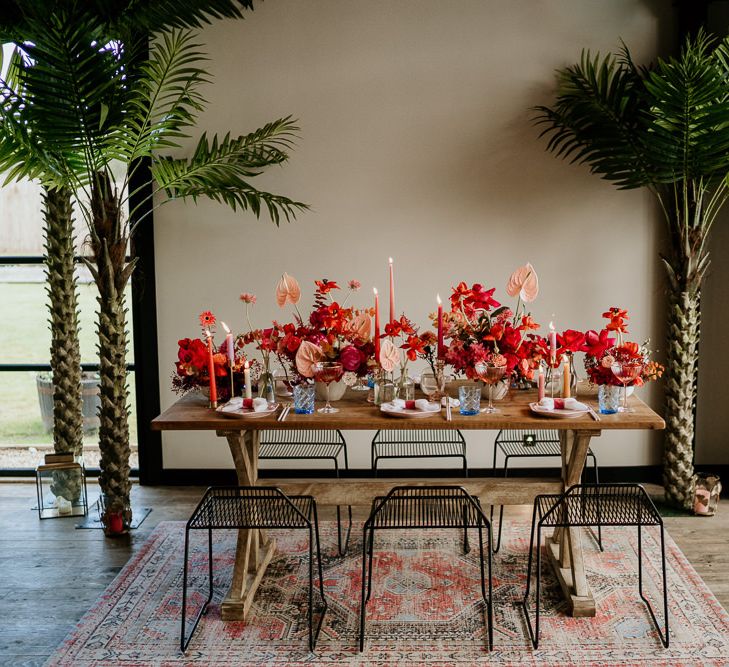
[36,372,100,433]
[315,379,347,401]
[492,380,509,400]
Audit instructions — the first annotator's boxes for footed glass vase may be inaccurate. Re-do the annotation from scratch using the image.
[598,384,621,414]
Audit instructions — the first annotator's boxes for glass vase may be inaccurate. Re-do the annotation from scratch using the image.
[374,376,395,406]
[598,384,621,414]
[258,369,276,403]
[395,374,415,400]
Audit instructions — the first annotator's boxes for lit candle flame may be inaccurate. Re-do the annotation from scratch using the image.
[373,287,378,295]
[221,321,230,334]
[437,294,442,305]
[244,360,249,369]
[549,321,555,332]
[388,257,393,265]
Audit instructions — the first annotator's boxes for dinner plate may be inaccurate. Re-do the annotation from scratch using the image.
[217,402,279,419]
[380,402,441,419]
[529,402,589,419]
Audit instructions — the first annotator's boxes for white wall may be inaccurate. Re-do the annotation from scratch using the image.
[154,0,676,471]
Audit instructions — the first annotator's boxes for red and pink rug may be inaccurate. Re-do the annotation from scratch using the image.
[46,519,729,666]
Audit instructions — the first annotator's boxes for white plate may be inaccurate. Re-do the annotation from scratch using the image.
[529,402,589,419]
[217,402,279,419]
[380,403,441,419]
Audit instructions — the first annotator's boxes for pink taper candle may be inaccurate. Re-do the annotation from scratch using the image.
[373,287,381,362]
[221,321,234,367]
[549,321,557,366]
[388,257,395,324]
[436,294,444,359]
[204,329,217,407]
[538,365,545,401]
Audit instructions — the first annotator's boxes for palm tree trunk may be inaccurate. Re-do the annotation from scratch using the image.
[663,289,700,510]
[43,186,84,502]
[89,173,135,534]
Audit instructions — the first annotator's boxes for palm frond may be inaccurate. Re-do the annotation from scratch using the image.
[150,119,307,225]
[108,29,209,165]
[534,50,654,189]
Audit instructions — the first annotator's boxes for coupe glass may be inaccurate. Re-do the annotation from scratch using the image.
[474,362,506,414]
[312,361,344,414]
[420,372,438,401]
[610,360,642,413]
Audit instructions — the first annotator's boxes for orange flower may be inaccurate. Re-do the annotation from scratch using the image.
[520,315,540,331]
[199,310,216,328]
[602,306,629,333]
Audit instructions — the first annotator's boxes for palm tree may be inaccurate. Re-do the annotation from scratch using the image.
[0,5,306,532]
[535,32,729,509]
[1,46,84,498]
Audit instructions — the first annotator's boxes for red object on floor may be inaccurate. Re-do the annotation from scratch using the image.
[108,513,123,534]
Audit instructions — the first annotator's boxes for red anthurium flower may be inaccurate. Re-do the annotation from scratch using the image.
[557,329,586,354]
[315,279,340,294]
[583,329,615,358]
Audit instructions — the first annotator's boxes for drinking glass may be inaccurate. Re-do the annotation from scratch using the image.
[458,384,481,415]
[293,383,316,414]
[610,360,642,413]
[474,362,506,414]
[312,361,344,414]
[350,374,370,392]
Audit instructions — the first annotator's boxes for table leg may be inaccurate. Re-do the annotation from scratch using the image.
[546,428,601,617]
[219,430,277,621]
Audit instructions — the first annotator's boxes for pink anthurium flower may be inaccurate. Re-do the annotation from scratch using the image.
[276,273,301,307]
[506,263,539,303]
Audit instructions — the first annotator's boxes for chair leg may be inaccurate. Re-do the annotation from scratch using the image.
[477,519,494,651]
[180,528,215,653]
[310,503,328,651]
[336,504,353,557]
[490,455,509,554]
[462,503,471,554]
[520,501,539,649]
[359,527,370,652]
[366,528,375,602]
[590,455,603,551]
[638,523,669,648]
[308,526,315,651]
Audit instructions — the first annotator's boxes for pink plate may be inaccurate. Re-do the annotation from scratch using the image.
[529,402,589,419]
[380,403,441,419]
[217,403,279,419]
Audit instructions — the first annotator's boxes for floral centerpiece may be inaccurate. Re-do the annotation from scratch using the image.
[443,265,547,384]
[172,311,250,401]
[583,307,664,412]
[269,275,374,391]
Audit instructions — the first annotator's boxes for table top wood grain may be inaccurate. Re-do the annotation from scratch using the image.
[152,388,665,432]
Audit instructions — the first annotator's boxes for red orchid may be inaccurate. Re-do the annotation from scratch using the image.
[603,306,629,333]
[520,315,540,331]
[557,329,586,354]
[315,279,340,294]
[450,281,471,309]
[467,284,501,311]
[483,322,505,342]
[583,329,615,358]
[401,334,426,361]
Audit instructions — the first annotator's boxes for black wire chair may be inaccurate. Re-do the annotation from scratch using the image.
[371,429,468,474]
[180,486,328,653]
[521,483,668,649]
[359,485,493,652]
[259,429,352,556]
[489,429,602,553]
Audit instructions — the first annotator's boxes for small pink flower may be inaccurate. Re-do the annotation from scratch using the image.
[601,355,615,369]
[240,293,256,304]
[348,279,361,291]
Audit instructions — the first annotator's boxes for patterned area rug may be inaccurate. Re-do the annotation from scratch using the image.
[46,519,729,666]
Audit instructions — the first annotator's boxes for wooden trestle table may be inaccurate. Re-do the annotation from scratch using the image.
[152,388,664,622]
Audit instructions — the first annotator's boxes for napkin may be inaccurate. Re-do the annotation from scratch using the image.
[538,397,589,411]
[391,398,439,412]
[222,396,270,412]
[441,396,460,408]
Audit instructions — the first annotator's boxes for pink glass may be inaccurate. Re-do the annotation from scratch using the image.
[610,360,642,413]
[474,362,506,414]
[312,361,344,414]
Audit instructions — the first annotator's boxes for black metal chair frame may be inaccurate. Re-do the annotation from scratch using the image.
[359,485,493,652]
[371,429,468,475]
[489,429,602,553]
[259,429,352,556]
[520,483,669,649]
[180,486,328,653]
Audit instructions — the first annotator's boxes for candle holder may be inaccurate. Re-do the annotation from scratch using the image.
[434,359,447,401]
[546,361,561,399]
[229,368,235,401]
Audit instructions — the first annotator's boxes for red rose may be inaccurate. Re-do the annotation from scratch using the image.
[340,345,364,371]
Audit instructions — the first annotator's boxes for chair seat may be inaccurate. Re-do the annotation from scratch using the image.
[535,485,661,527]
[259,441,344,459]
[370,491,485,529]
[188,488,314,530]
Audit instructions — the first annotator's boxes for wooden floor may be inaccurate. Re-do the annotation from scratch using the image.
[0,481,726,666]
